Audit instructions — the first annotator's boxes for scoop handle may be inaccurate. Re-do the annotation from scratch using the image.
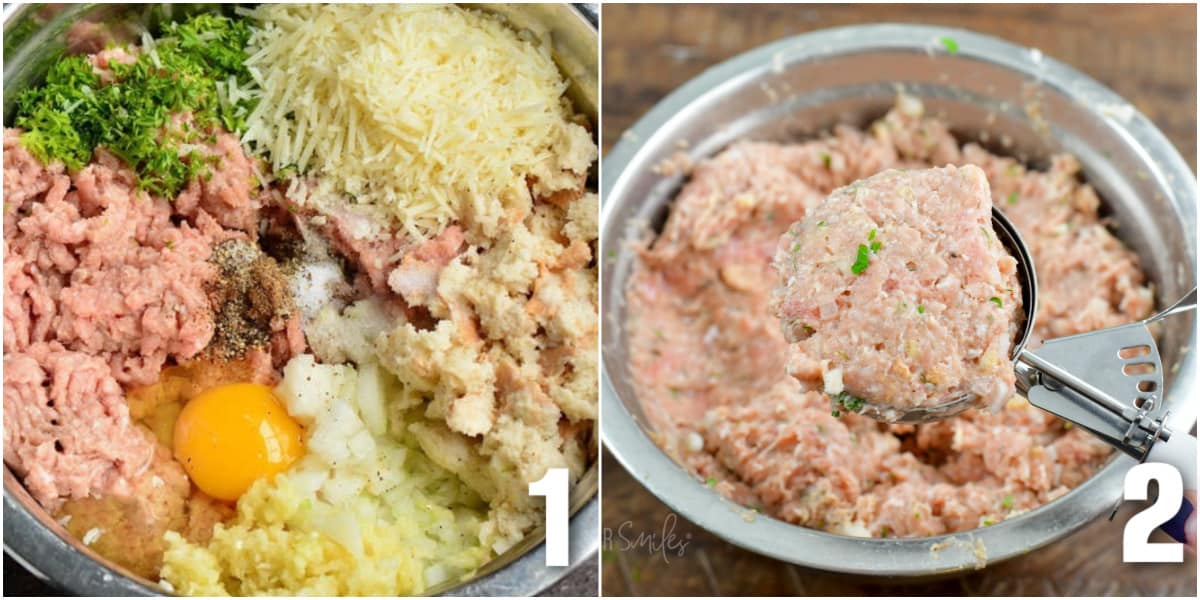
[1146,432,1197,544]
[1144,286,1196,323]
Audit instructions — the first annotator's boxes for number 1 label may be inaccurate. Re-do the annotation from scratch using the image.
[529,467,569,566]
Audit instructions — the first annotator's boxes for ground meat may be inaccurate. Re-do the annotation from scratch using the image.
[3,343,154,510]
[316,202,466,300]
[174,131,265,234]
[771,165,1021,413]
[87,46,137,84]
[4,140,224,386]
[66,20,135,56]
[626,96,1151,538]
[314,205,408,293]
[3,130,65,225]
[3,125,264,510]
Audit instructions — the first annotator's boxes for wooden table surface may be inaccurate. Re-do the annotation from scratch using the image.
[600,3,1197,596]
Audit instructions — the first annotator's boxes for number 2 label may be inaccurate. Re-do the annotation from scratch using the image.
[529,468,569,566]
[1123,462,1184,563]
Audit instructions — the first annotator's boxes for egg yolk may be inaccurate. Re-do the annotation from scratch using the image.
[174,382,303,502]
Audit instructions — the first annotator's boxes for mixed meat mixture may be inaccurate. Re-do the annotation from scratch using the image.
[626,96,1154,538]
[770,165,1021,414]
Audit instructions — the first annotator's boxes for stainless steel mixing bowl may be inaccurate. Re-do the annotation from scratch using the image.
[601,24,1197,578]
[2,2,598,595]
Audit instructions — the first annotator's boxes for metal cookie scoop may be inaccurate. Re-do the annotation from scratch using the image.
[882,210,1194,461]
[863,208,1197,539]
[993,205,1194,477]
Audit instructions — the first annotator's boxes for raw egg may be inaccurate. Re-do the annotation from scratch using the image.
[173,382,303,502]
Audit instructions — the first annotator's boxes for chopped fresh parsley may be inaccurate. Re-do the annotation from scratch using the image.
[830,391,866,416]
[706,476,718,488]
[852,229,883,274]
[939,35,959,54]
[14,14,257,198]
[917,304,925,314]
[850,243,871,274]
[819,151,832,169]
[1001,493,1014,510]
[989,297,1003,307]
[880,525,892,538]
[817,220,827,227]
[1006,191,1019,205]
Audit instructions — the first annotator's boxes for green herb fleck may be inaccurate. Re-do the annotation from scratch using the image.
[831,409,841,417]
[817,220,826,227]
[607,249,617,259]
[819,151,832,169]
[1002,493,1014,510]
[980,516,995,527]
[989,297,1003,307]
[706,476,718,488]
[830,390,866,414]
[917,304,925,314]
[1006,191,1019,205]
[870,240,882,253]
[939,36,959,54]
[868,228,877,242]
[850,243,871,274]
[880,525,892,538]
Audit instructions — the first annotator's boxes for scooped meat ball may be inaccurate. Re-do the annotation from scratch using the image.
[770,165,1022,413]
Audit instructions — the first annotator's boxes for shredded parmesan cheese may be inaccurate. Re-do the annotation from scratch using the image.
[242,4,596,239]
